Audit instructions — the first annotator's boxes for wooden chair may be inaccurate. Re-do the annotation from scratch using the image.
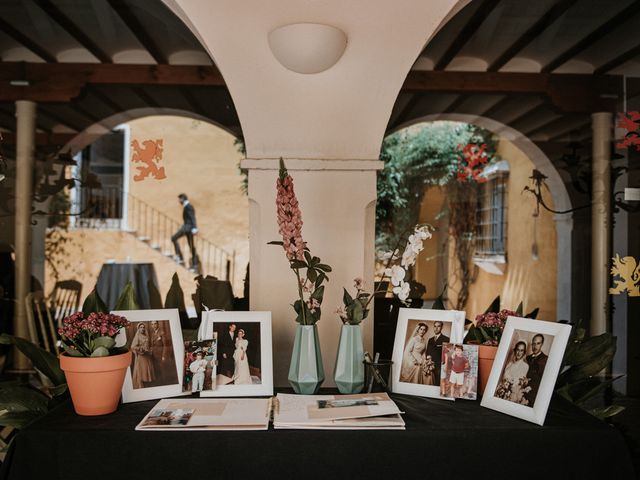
[25,291,59,354]
[48,280,82,329]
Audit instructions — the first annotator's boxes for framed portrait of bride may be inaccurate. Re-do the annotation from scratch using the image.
[480,316,571,425]
[391,308,465,399]
[199,310,273,397]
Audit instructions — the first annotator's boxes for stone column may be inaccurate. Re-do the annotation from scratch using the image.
[242,158,382,386]
[591,112,612,336]
[13,100,36,370]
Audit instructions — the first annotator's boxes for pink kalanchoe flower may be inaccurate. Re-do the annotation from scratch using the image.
[276,161,305,261]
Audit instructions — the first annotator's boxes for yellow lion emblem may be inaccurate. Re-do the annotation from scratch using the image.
[609,254,640,297]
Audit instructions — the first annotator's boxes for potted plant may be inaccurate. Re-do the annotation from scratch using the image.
[270,159,332,394]
[59,309,131,416]
[334,224,434,393]
[465,297,538,395]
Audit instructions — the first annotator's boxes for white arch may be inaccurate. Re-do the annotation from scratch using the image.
[61,107,239,155]
[393,113,573,321]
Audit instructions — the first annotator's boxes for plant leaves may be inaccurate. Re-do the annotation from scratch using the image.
[267,241,284,246]
[311,285,324,303]
[147,279,163,309]
[0,385,49,414]
[61,344,83,357]
[316,264,332,272]
[589,405,625,419]
[114,282,139,311]
[0,411,42,429]
[432,292,446,310]
[165,273,186,312]
[290,260,307,269]
[343,288,353,306]
[564,333,615,366]
[525,307,539,319]
[484,296,500,314]
[307,268,318,283]
[0,334,66,385]
[304,251,312,264]
[516,302,523,316]
[90,346,110,357]
[93,336,116,350]
[81,287,108,315]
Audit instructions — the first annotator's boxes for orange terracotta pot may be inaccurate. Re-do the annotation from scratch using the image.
[60,351,131,416]
[478,345,498,396]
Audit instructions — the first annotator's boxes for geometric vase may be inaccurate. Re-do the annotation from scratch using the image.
[334,324,364,394]
[288,324,324,394]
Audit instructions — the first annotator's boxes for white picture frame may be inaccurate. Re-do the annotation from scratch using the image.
[391,308,465,399]
[113,308,186,403]
[200,310,273,397]
[480,316,571,425]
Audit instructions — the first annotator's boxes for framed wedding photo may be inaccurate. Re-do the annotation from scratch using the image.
[113,308,186,403]
[200,310,273,397]
[480,316,571,425]
[391,308,465,399]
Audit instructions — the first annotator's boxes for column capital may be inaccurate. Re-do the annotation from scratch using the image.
[240,158,384,171]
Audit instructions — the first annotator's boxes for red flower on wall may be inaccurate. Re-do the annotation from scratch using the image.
[456,143,489,183]
[616,111,640,151]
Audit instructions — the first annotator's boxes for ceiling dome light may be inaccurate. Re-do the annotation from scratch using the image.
[268,23,347,74]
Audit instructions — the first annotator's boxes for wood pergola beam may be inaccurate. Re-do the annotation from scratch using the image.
[0,18,57,63]
[0,132,76,146]
[0,63,621,113]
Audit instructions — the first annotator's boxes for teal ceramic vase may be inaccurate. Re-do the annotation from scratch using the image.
[288,324,325,394]
[334,324,365,394]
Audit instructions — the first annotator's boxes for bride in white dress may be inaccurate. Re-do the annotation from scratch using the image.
[232,329,252,384]
[501,340,530,403]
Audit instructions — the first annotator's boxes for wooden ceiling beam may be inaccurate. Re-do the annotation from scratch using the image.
[107,0,168,64]
[180,88,208,117]
[541,2,640,73]
[547,119,591,142]
[488,0,579,72]
[0,18,57,63]
[131,87,160,108]
[0,132,76,146]
[434,0,501,70]
[389,94,421,129]
[594,42,640,75]
[33,0,112,63]
[38,108,82,132]
[443,94,467,114]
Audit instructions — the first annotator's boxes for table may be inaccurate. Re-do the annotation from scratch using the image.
[0,393,633,480]
[96,262,159,310]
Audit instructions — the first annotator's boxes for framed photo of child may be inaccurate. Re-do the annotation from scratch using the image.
[439,343,479,400]
[480,316,571,425]
[391,308,465,399]
[182,337,217,394]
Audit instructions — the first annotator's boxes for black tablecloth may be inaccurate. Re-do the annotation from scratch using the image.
[96,262,159,310]
[0,393,633,480]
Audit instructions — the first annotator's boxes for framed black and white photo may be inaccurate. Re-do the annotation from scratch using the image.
[200,310,273,397]
[113,308,186,403]
[391,308,465,399]
[480,316,571,425]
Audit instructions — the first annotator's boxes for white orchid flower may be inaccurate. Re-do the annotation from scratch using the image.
[384,265,405,286]
[401,248,417,268]
[415,227,432,240]
[393,281,410,301]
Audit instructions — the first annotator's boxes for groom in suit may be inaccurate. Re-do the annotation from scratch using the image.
[218,323,237,382]
[426,321,449,385]
[171,193,199,271]
[525,334,548,407]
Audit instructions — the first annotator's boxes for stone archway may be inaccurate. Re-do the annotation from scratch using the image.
[394,113,573,320]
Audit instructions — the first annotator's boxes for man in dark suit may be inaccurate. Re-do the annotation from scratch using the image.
[426,321,449,385]
[218,323,237,381]
[525,334,548,407]
[171,193,198,271]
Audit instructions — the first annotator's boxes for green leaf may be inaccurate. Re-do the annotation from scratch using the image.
[90,346,110,357]
[589,405,625,419]
[343,288,353,306]
[525,307,539,319]
[307,268,318,283]
[516,302,523,316]
[564,333,615,366]
[61,343,83,357]
[304,251,312,264]
[310,256,320,266]
[0,411,42,429]
[267,241,284,246]
[311,285,325,304]
[0,385,49,414]
[290,260,307,269]
[147,278,163,309]
[81,287,108,315]
[316,264,332,272]
[314,272,326,289]
[93,336,116,350]
[0,334,66,385]
[49,383,69,397]
[573,376,624,406]
[114,281,139,311]
[348,300,363,324]
[164,273,186,312]
[432,292,446,310]
[484,296,500,314]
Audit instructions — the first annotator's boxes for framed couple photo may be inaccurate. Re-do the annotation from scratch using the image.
[391,308,466,399]
[481,316,571,425]
[199,310,273,397]
[113,309,186,403]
